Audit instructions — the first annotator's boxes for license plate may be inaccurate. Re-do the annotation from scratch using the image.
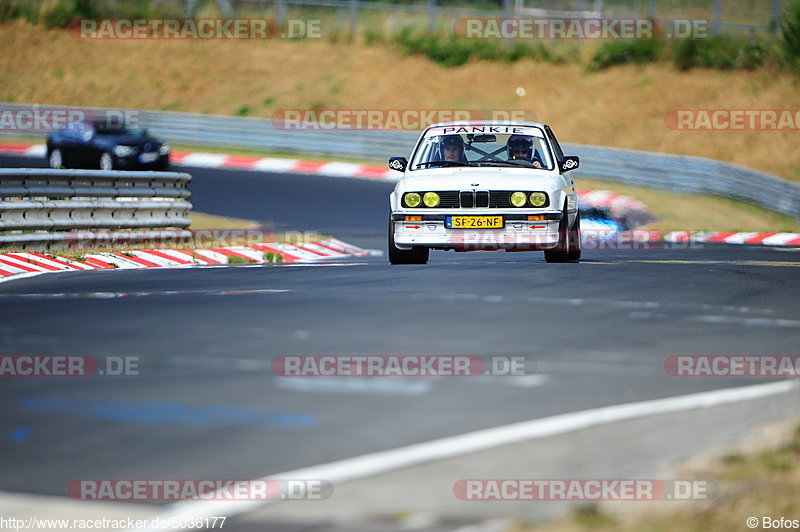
[446,215,503,229]
[139,152,158,163]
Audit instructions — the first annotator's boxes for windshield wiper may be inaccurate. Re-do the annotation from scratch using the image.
[474,160,537,168]
[415,160,474,168]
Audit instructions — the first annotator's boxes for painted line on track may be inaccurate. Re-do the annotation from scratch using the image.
[132,380,796,531]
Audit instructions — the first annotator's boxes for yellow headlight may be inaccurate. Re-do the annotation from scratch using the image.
[529,192,547,207]
[404,192,421,208]
[510,191,527,207]
[423,192,440,207]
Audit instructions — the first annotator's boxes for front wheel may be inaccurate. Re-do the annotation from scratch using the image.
[99,152,114,170]
[567,214,581,261]
[545,210,580,263]
[388,219,429,265]
[48,148,64,169]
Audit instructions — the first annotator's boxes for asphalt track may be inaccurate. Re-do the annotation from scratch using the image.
[0,154,799,526]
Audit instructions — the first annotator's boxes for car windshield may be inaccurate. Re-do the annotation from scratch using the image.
[410,125,554,171]
[94,123,147,136]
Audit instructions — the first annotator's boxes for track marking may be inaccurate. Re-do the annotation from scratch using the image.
[0,288,289,300]
[133,380,796,531]
[626,259,800,267]
[629,311,800,328]
[273,376,433,396]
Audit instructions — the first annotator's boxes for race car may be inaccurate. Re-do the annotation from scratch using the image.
[388,121,581,264]
[46,119,170,171]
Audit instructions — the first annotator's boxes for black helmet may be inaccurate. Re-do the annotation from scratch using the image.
[439,135,465,160]
[507,135,533,160]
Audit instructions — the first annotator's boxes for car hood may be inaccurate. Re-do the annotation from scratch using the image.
[398,167,562,192]
[97,135,161,147]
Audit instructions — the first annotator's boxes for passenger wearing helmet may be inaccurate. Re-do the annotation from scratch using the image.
[507,135,543,168]
[439,135,467,163]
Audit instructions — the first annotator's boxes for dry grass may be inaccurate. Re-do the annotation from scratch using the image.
[188,211,261,230]
[511,421,800,532]
[1,22,799,181]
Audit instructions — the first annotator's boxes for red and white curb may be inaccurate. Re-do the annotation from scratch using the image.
[0,239,369,282]
[583,229,800,247]
[0,142,400,180]
[661,231,800,246]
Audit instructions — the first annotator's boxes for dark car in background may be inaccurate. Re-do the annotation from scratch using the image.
[46,120,170,170]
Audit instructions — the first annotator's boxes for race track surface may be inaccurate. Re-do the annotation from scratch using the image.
[0,154,798,510]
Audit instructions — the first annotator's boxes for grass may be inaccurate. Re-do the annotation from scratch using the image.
[0,22,798,184]
[188,212,261,231]
[512,420,800,532]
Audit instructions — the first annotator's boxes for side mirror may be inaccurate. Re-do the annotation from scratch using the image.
[389,157,408,172]
[560,156,579,172]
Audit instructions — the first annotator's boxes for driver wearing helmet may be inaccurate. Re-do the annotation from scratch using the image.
[507,135,543,168]
[440,135,466,163]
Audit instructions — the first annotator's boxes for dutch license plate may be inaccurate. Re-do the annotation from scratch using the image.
[446,215,503,229]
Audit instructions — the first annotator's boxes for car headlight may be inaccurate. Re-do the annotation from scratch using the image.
[510,191,527,207]
[404,192,421,208]
[529,192,547,207]
[113,145,134,157]
[159,144,171,155]
[423,192,440,208]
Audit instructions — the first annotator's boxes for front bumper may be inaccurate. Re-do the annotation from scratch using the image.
[115,153,169,170]
[391,212,562,251]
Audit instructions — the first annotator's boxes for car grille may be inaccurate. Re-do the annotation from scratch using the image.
[407,191,547,208]
[437,191,460,208]
[490,191,515,208]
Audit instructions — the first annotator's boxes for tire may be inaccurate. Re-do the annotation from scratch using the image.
[48,148,64,169]
[99,152,114,170]
[388,218,429,265]
[567,213,582,262]
[544,207,580,263]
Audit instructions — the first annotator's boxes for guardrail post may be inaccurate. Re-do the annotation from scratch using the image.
[276,0,286,26]
[773,0,783,37]
[350,0,359,43]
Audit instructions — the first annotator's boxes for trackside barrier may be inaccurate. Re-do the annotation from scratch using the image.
[1,103,798,220]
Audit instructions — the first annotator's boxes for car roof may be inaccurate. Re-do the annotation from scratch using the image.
[425,120,547,129]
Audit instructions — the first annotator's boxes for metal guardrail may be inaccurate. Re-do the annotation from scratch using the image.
[0,169,192,234]
[2,103,799,221]
[564,144,800,221]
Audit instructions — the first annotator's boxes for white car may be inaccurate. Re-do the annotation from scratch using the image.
[388,121,581,264]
